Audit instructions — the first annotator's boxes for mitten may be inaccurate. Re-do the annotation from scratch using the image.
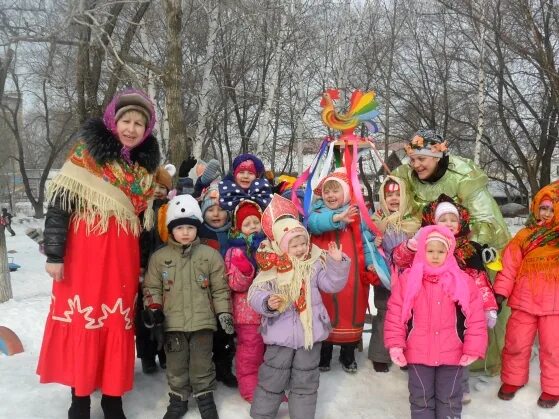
[142,308,165,351]
[459,354,478,366]
[486,310,498,329]
[495,294,506,314]
[218,313,235,335]
[231,248,253,276]
[389,347,407,367]
[406,238,418,252]
[178,155,197,178]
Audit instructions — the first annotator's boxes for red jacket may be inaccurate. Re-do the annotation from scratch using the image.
[493,233,559,315]
[385,270,488,366]
[225,247,261,325]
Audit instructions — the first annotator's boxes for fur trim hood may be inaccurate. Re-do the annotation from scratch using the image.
[78,118,160,174]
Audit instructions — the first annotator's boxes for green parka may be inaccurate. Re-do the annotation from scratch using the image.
[143,237,231,332]
[392,155,510,250]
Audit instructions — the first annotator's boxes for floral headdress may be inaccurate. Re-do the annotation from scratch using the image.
[404,128,448,158]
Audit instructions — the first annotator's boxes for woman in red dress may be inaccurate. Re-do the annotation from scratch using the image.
[37,89,160,419]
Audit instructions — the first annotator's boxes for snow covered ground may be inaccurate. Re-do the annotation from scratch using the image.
[0,218,556,418]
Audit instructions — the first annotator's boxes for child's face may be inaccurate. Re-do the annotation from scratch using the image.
[323,183,344,210]
[437,213,460,235]
[425,240,448,267]
[287,235,308,260]
[154,183,168,200]
[235,170,256,189]
[539,204,554,223]
[172,224,197,245]
[204,205,228,228]
[116,111,147,148]
[385,190,401,212]
[241,215,262,236]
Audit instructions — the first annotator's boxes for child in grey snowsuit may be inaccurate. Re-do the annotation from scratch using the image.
[247,196,350,419]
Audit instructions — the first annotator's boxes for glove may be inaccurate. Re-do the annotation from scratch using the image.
[495,294,506,314]
[178,155,197,178]
[218,313,235,335]
[142,308,165,351]
[389,347,407,367]
[231,248,253,276]
[486,310,498,329]
[459,354,478,366]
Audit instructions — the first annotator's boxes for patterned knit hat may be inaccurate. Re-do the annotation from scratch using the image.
[404,129,448,158]
[200,183,221,216]
[314,168,351,205]
[232,154,265,178]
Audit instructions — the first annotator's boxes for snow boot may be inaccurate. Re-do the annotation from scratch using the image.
[339,344,357,373]
[372,361,389,373]
[68,388,90,419]
[215,360,238,388]
[196,392,218,419]
[497,384,523,401]
[537,392,559,408]
[100,395,126,419]
[319,342,333,372]
[141,357,157,374]
[163,393,188,419]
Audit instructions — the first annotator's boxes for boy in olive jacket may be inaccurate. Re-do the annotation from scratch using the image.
[143,194,233,419]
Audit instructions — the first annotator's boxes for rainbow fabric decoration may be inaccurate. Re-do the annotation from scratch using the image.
[291,89,392,287]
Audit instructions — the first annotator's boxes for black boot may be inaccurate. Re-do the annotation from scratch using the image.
[162,393,188,419]
[141,356,157,374]
[196,392,218,419]
[372,361,390,373]
[319,342,333,371]
[158,350,167,369]
[68,388,90,419]
[215,360,238,388]
[100,395,126,419]
[339,344,358,373]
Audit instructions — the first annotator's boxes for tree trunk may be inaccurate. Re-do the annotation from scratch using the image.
[163,0,188,167]
[0,227,13,303]
[193,1,220,159]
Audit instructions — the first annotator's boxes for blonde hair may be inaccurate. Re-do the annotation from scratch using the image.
[323,179,341,191]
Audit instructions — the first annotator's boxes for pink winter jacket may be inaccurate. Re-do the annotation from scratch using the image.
[493,238,559,315]
[384,271,488,366]
[225,247,261,325]
[393,242,498,311]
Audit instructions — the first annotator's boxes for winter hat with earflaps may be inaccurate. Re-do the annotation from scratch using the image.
[166,194,203,232]
[314,168,352,206]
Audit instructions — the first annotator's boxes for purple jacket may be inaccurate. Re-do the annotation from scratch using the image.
[249,255,350,349]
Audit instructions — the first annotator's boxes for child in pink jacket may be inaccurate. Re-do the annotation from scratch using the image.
[224,200,267,402]
[385,225,487,419]
[493,182,559,408]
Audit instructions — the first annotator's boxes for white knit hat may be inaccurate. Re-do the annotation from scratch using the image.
[434,202,460,223]
[167,194,203,231]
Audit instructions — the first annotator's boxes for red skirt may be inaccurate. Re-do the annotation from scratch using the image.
[37,218,140,396]
[312,222,370,344]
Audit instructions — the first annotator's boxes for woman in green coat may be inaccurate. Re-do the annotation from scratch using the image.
[391,128,510,376]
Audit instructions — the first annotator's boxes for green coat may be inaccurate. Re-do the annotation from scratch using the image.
[143,237,231,333]
[392,155,510,250]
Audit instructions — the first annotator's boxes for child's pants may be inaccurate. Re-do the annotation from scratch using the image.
[501,309,559,395]
[368,285,391,364]
[408,364,463,419]
[165,330,216,400]
[236,324,265,402]
[250,343,322,419]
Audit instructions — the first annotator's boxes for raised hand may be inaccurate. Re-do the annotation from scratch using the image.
[334,205,359,224]
[327,241,343,261]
